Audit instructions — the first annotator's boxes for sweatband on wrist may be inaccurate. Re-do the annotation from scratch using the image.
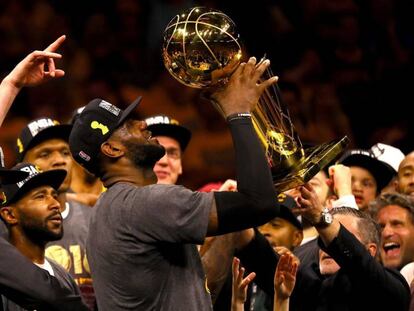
[226,112,252,122]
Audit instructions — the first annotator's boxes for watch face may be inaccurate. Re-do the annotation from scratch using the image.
[324,212,333,224]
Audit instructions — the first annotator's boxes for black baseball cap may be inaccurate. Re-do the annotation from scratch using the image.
[338,149,395,192]
[1,163,66,206]
[144,115,191,151]
[69,97,142,175]
[16,118,72,162]
[277,193,303,230]
[0,147,28,185]
[69,106,85,125]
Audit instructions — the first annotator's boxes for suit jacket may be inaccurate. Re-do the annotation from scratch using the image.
[294,225,410,311]
[238,226,410,311]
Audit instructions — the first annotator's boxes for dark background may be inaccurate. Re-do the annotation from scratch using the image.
[1,0,413,189]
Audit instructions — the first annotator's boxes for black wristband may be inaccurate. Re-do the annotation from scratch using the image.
[226,112,252,122]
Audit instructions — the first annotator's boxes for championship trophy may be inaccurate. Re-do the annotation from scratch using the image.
[162,7,349,191]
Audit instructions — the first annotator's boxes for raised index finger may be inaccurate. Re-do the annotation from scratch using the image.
[44,35,66,53]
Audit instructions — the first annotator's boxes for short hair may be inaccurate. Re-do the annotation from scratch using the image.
[331,206,380,246]
[369,193,414,225]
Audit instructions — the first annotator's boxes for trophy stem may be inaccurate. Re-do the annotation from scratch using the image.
[252,66,349,191]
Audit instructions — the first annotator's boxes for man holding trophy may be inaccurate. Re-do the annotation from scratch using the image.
[69,52,291,310]
[67,6,350,310]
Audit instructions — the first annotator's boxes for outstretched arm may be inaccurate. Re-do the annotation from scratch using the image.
[0,35,66,126]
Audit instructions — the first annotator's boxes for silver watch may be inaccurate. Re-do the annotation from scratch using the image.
[315,207,333,228]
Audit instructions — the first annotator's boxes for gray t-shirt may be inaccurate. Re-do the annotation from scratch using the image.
[87,183,214,311]
[46,200,94,309]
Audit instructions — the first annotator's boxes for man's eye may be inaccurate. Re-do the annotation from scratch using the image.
[166,149,181,159]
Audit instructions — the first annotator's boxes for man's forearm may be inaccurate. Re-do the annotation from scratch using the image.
[212,118,278,234]
[0,78,20,126]
[201,233,239,304]
[315,219,341,247]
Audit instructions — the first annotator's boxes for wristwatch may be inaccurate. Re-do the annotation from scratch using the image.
[314,207,333,228]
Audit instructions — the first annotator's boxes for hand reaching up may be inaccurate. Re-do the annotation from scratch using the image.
[3,35,66,89]
[274,252,299,311]
[211,56,278,118]
[231,257,256,311]
[0,35,66,126]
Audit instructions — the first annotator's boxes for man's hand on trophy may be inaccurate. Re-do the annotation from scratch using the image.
[296,183,325,226]
[210,56,278,118]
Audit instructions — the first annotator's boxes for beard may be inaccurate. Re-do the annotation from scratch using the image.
[123,140,165,169]
[20,213,63,243]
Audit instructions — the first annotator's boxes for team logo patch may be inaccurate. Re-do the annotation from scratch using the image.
[79,151,91,162]
[27,118,57,137]
[99,100,121,116]
[16,165,41,188]
[17,138,24,153]
[91,121,109,135]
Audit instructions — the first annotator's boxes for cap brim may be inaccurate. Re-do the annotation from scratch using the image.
[340,154,395,190]
[278,195,303,229]
[147,123,191,151]
[19,124,73,161]
[0,169,29,184]
[279,205,303,229]
[8,169,67,205]
[117,96,142,127]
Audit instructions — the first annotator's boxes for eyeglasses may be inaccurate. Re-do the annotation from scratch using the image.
[165,148,181,159]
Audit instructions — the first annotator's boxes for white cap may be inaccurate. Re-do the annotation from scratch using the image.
[371,143,405,172]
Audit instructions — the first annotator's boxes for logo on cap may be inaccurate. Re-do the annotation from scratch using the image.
[79,151,91,162]
[91,121,109,135]
[27,119,59,137]
[145,115,180,126]
[16,165,41,188]
[99,100,121,116]
[16,138,24,154]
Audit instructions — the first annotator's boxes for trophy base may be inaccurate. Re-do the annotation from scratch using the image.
[272,136,350,192]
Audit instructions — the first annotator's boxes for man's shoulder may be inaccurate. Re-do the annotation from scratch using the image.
[48,259,78,286]
[67,200,93,218]
[106,182,187,198]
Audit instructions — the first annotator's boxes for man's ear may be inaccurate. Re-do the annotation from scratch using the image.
[0,206,18,226]
[367,242,377,257]
[101,141,125,158]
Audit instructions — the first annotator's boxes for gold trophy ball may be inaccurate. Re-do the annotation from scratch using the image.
[162,7,243,88]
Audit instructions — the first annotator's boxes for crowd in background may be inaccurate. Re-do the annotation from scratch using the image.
[0,0,413,189]
[1,3,414,308]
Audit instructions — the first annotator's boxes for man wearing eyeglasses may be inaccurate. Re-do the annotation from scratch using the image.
[144,115,191,185]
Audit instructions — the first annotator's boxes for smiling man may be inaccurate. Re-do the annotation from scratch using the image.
[144,115,191,185]
[370,193,414,270]
[290,185,410,311]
